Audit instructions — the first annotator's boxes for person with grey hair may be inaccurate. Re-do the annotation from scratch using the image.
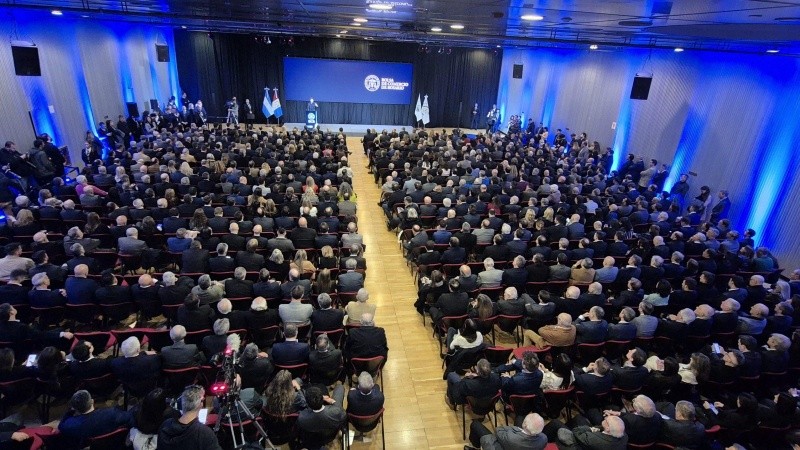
[215,298,247,331]
[658,400,705,448]
[158,271,195,307]
[271,323,310,366]
[466,412,546,450]
[446,358,502,409]
[207,242,234,273]
[157,384,222,450]
[160,325,205,369]
[597,394,660,445]
[477,257,503,288]
[224,267,254,299]
[574,306,608,344]
[190,274,225,306]
[63,226,101,255]
[344,313,388,361]
[346,371,385,441]
[311,293,345,333]
[309,333,344,386]
[110,336,161,387]
[344,288,376,326]
[201,319,231,362]
[58,389,134,449]
[337,258,365,293]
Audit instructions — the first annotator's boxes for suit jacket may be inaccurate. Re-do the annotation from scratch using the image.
[347,386,385,417]
[611,365,648,390]
[224,279,254,298]
[221,234,246,251]
[69,357,112,380]
[65,277,98,305]
[549,264,571,281]
[502,268,528,289]
[216,310,248,331]
[290,227,317,248]
[431,292,471,319]
[271,340,310,366]
[451,372,502,404]
[497,298,527,317]
[235,252,265,272]
[478,268,503,287]
[441,247,467,265]
[279,301,313,324]
[58,407,134,450]
[659,419,705,448]
[309,348,343,384]
[177,305,215,332]
[344,326,388,360]
[607,322,637,341]
[480,426,547,450]
[161,341,205,369]
[110,353,161,385]
[118,237,148,255]
[573,371,613,396]
[575,319,608,343]
[182,248,210,273]
[337,271,365,292]
[311,308,345,332]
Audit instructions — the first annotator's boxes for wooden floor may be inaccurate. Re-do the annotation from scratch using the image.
[345,137,508,450]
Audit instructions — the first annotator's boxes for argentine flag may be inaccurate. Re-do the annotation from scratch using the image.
[262,88,274,118]
[272,88,283,118]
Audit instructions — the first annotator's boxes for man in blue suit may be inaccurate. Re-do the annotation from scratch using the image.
[271,323,310,366]
[495,350,543,402]
[58,390,133,450]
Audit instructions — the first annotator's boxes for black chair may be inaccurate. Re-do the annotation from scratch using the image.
[496,315,524,347]
[250,325,281,350]
[262,411,299,447]
[274,363,309,381]
[30,306,65,329]
[162,367,200,397]
[575,342,605,366]
[503,393,539,426]
[77,372,120,400]
[348,408,386,450]
[64,303,97,326]
[483,346,513,368]
[543,386,575,419]
[0,377,35,418]
[144,329,172,352]
[462,392,501,439]
[72,331,116,354]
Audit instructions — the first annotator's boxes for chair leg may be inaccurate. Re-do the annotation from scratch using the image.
[381,419,385,450]
[462,405,466,440]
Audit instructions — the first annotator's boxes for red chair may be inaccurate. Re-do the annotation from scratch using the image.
[250,325,281,349]
[462,392,501,439]
[262,411,299,447]
[483,346,513,368]
[434,315,468,354]
[71,331,116,354]
[184,329,212,347]
[87,426,129,450]
[30,306,65,329]
[543,386,575,419]
[274,363,309,381]
[144,328,172,352]
[313,328,345,348]
[575,342,605,366]
[503,394,539,425]
[77,372,120,399]
[64,303,97,326]
[349,356,386,387]
[0,377,34,417]
[347,408,386,450]
[162,367,200,397]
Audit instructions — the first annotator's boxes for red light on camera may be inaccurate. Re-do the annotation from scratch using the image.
[210,382,229,395]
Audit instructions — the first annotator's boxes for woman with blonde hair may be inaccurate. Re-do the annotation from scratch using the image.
[318,246,337,270]
[179,161,193,177]
[290,249,316,275]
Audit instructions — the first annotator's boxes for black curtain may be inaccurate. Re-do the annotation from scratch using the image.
[174,31,502,128]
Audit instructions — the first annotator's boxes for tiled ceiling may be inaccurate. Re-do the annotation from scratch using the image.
[3,0,800,53]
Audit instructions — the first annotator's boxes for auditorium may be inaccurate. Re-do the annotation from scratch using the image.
[0,1,799,449]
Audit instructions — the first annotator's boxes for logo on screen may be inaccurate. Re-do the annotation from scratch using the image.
[364,75,381,92]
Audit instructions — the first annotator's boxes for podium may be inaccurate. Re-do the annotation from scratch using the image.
[305,111,317,129]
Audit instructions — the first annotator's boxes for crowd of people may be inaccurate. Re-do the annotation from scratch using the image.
[368,124,800,449]
[0,120,388,449]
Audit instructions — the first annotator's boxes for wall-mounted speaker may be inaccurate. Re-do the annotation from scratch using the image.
[630,76,652,100]
[12,46,41,76]
[126,102,140,118]
[512,64,523,79]
[156,44,169,62]
[149,99,160,112]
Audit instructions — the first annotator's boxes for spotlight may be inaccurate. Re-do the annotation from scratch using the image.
[589,44,598,50]
[521,14,544,21]
[430,26,442,32]
[354,17,368,23]
[51,9,63,16]
[181,25,187,29]
[674,47,684,52]
[352,22,362,26]
[339,30,348,34]
[336,34,342,38]
[450,24,464,30]
[766,49,779,53]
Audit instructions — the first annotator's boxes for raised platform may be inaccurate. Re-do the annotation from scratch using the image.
[279,123,485,135]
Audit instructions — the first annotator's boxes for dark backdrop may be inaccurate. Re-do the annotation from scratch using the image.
[174,31,502,127]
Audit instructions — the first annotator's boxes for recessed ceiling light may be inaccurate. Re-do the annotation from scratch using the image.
[496,44,501,48]
[51,9,63,16]
[431,26,442,32]
[368,3,393,10]
[336,34,341,37]
[589,44,598,50]
[521,14,544,21]
[181,25,187,29]
[81,14,89,18]
[352,22,362,26]
[353,17,368,23]
[674,47,684,52]
[766,49,780,53]
[339,30,348,34]
[450,24,464,30]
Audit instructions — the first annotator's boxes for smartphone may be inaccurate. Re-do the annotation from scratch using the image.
[25,354,37,367]
[198,408,208,424]
[712,343,722,354]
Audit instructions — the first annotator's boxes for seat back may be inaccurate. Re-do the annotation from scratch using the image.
[109,328,148,352]
[603,340,632,362]
[144,329,172,352]
[184,329,212,347]
[543,386,575,418]
[250,325,280,349]
[64,303,97,325]
[78,372,120,398]
[88,427,129,450]
[496,314,523,334]
[508,394,538,417]
[262,411,299,446]
[347,408,384,433]
[313,329,345,348]
[30,306,65,329]
[274,363,309,380]
[483,346,513,368]
[350,356,385,377]
[575,342,605,366]
[162,367,200,397]
[466,392,501,416]
[72,332,116,353]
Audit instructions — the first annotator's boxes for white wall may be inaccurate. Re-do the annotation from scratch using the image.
[498,46,800,272]
[0,14,179,166]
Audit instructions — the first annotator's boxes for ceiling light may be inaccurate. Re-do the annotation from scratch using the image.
[339,30,348,34]
[181,25,187,29]
[589,44,598,50]
[353,17,368,23]
[450,24,465,30]
[674,47,684,52]
[368,3,393,10]
[81,15,89,18]
[431,26,442,32]
[51,9,63,16]
[336,34,341,37]
[352,22,362,26]
[521,14,544,21]
[496,45,501,48]
[766,49,779,53]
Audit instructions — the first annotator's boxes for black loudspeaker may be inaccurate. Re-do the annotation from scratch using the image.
[126,102,139,118]
[512,64,523,79]
[12,46,41,76]
[149,99,160,112]
[156,44,169,62]
[630,76,653,100]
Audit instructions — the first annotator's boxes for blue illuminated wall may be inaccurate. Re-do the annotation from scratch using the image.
[497,46,800,272]
[0,12,179,164]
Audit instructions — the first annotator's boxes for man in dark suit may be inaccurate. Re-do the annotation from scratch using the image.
[347,371,385,420]
[224,267,254,298]
[502,255,529,291]
[494,351,543,401]
[215,298,248,331]
[181,240,210,274]
[497,287,528,316]
[58,390,134,450]
[601,394,662,446]
[607,307,638,341]
[208,207,229,233]
[65,264,98,305]
[158,271,195,306]
[658,401,705,449]
[110,336,161,386]
[440,237,467,265]
[271,323,310,366]
[446,358,502,407]
[221,222,247,251]
[130,274,161,319]
[176,295,215,332]
[610,348,648,391]
[337,259,365,293]
[574,306,608,344]
[297,385,346,448]
[315,223,339,248]
[458,265,479,293]
[267,228,295,256]
[429,278,470,324]
[416,242,441,267]
[162,209,188,235]
[160,325,205,369]
[69,340,112,381]
[573,357,614,395]
[290,217,317,249]
[311,293,345,332]
[236,239,265,272]
[344,313,388,361]
[0,303,73,347]
[308,333,344,386]
[483,234,510,263]
[506,228,529,258]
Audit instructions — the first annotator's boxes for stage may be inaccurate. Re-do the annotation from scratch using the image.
[269,123,487,135]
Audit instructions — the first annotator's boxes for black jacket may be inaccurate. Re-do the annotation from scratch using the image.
[157,417,222,450]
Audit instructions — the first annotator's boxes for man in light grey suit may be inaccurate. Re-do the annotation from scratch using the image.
[466,412,547,450]
[118,227,160,270]
[337,259,365,293]
[477,258,503,288]
[340,223,363,248]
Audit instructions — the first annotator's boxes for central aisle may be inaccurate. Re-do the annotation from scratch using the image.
[347,136,468,449]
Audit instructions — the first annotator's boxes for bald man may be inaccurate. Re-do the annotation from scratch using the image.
[131,274,161,320]
[65,264,98,305]
[467,412,547,450]
[553,414,627,450]
[290,216,317,248]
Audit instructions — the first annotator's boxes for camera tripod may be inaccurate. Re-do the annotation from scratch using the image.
[213,389,276,450]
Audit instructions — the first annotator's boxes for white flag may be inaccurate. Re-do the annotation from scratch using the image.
[414,94,423,122]
[421,94,430,125]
